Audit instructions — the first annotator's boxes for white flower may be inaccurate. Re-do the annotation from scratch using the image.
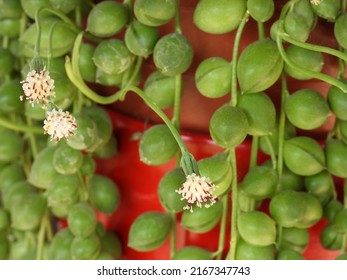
[43,108,77,141]
[20,67,55,106]
[310,0,322,5]
[176,173,218,212]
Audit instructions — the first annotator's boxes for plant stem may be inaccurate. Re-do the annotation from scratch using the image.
[65,56,124,104]
[169,212,176,259]
[277,72,289,193]
[273,72,290,252]
[172,75,182,132]
[0,116,42,134]
[26,117,39,158]
[276,34,347,93]
[35,7,101,43]
[66,33,126,104]
[228,148,238,260]
[122,56,144,88]
[279,33,347,63]
[276,223,283,251]
[337,47,345,79]
[47,21,60,71]
[257,21,265,40]
[34,9,42,57]
[174,0,182,34]
[215,195,228,260]
[78,171,89,202]
[19,12,28,69]
[127,85,189,155]
[264,135,277,170]
[230,11,249,105]
[45,213,53,242]
[2,36,8,49]
[249,136,259,169]
[226,10,250,260]
[75,1,82,28]
[36,210,49,260]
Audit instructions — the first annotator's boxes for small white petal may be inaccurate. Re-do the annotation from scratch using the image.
[176,173,218,212]
[20,67,55,106]
[43,108,77,141]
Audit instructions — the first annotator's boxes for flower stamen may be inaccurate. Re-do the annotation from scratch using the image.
[176,173,218,212]
[43,108,77,142]
[20,67,55,106]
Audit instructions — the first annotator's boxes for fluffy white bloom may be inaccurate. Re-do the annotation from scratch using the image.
[43,108,77,141]
[176,173,218,212]
[20,67,55,106]
[310,0,321,5]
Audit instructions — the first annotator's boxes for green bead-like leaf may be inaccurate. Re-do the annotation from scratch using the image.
[194,0,247,34]
[172,246,213,260]
[325,139,347,178]
[237,39,283,94]
[19,17,76,58]
[128,212,171,252]
[181,202,222,233]
[237,211,276,246]
[284,136,325,176]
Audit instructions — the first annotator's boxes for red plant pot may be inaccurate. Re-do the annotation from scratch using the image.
[94,109,340,260]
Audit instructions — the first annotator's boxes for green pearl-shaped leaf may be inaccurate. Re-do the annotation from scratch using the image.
[172,246,213,260]
[277,250,305,260]
[134,0,176,27]
[237,211,276,246]
[195,57,232,98]
[279,227,309,253]
[139,124,178,166]
[11,193,47,231]
[209,105,248,148]
[235,237,275,260]
[194,0,247,34]
[48,228,74,260]
[237,92,276,136]
[197,154,232,197]
[93,39,132,75]
[19,17,76,58]
[71,234,101,260]
[125,20,159,57]
[88,175,120,215]
[237,39,283,94]
[320,224,343,250]
[53,143,83,175]
[325,139,347,178]
[285,89,329,130]
[153,33,193,76]
[181,201,222,233]
[28,146,59,189]
[67,202,97,238]
[158,169,186,213]
[128,211,171,251]
[328,81,347,121]
[247,0,274,22]
[334,13,347,49]
[144,71,176,109]
[311,0,340,22]
[284,45,324,80]
[304,171,333,205]
[240,165,278,199]
[87,1,128,37]
[284,136,325,176]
